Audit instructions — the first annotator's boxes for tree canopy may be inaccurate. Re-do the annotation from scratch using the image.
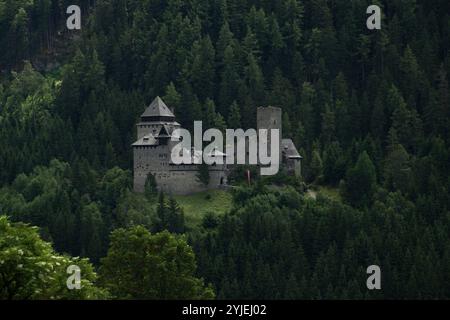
[99,226,214,299]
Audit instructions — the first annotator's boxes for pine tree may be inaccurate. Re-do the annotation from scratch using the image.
[310,148,323,183]
[245,53,265,106]
[321,105,335,144]
[383,143,411,194]
[323,142,346,185]
[146,24,170,97]
[156,191,168,232]
[203,98,217,129]
[163,82,181,113]
[400,45,421,103]
[144,173,158,200]
[167,197,185,234]
[10,8,30,65]
[189,36,216,100]
[227,101,241,128]
[371,94,386,139]
[219,45,240,115]
[214,113,227,133]
[390,90,423,152]
[197,162,210,187]
[80,202,104,263]
[217,21,234,64]
[345,151,377,207]
[436,64,449,137]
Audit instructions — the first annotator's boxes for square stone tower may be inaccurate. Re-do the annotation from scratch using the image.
[257,106,282,159]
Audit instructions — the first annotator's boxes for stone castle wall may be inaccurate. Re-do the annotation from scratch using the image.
[133,145,226,195]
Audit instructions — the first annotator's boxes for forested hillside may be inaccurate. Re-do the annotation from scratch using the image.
[1,0,450,299]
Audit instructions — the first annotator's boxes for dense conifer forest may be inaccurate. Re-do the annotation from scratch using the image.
[1,0,449,299]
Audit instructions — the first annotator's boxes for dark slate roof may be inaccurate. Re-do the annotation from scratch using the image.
[141,96,175,118]
[282,139,302,159]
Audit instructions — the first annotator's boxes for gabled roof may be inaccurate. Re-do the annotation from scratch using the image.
[282,139,302,159]
[141,96,175,118]
[156,125,171,138]
[132,134,158,147]
[137,121,180,126]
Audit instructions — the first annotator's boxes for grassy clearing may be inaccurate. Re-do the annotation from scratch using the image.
[316,185,341,201]
[173,189,233,227]
[306,185,341,201]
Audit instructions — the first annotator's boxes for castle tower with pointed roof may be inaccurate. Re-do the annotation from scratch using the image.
[136,96,180,140]
[132,97,227,194]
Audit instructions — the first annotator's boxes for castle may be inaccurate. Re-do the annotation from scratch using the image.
[132,97,302,195]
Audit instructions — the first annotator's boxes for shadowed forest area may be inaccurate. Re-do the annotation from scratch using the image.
[0,0,450,299]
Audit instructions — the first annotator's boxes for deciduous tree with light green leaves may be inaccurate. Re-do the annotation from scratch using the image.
[0,216,108,300]
[99,226,214,300]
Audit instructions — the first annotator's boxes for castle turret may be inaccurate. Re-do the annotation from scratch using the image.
[136,96,180,139]
[155,125,171,146]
